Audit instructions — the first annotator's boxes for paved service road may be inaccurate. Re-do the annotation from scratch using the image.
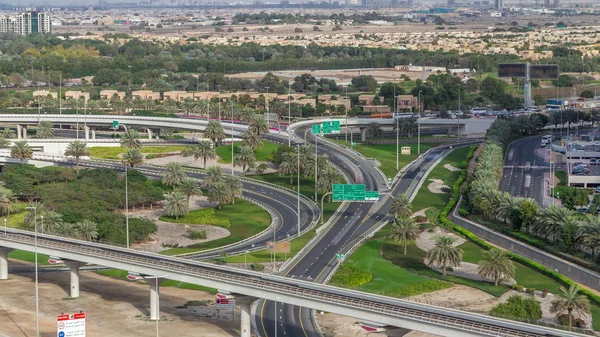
[499,136,547,205]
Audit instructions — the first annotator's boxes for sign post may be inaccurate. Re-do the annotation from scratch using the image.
[57,312,86,337]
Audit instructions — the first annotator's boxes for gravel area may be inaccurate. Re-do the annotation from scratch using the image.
[427,179,450,194]
[444,163,461,172]
[131,195,231,253]
[427,261,516,285]
[415,228,466,252]
[145,154,277,175]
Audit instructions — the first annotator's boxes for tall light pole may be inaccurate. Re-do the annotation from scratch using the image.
[314,131,318,202]
[217,85,222,120]
[418,90,422,155]
[288,82,291,146]
[297,146,300,236]
[395,84,398,171]
[231,101,235,175]
[59,74,62,128]
[345,86,348,143]
[26,206,39,337]
[128,65,132,91]
[264,87,270,115]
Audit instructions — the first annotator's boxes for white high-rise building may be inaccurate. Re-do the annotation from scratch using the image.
[0,12,51,35]
[495,0,504,10]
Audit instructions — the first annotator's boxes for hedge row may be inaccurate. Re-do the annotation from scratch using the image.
[440,145,600,307]
[329,265,373,288]
[383,280,453,298]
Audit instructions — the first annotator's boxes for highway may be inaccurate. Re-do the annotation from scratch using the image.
[499,136,547,205]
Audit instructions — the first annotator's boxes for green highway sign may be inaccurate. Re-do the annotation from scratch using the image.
[365,191,380,201]
[351,142,356,147]
[322,121,331,134]
[112,120,119,129]
[311,124,321,134]
[333,184,365,201]
[332,121,341,133]
[336,253,344,259]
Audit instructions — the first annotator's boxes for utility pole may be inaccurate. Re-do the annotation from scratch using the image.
[288,83,291,146]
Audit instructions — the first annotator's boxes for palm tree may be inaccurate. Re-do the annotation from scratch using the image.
[39,211,63,235]
[426,236,463,276]
[204,165,223,187]
[10,141,33,163]
[176,178,202,206]
[182,141,216,169]
[317,166,339,201]
[298,144,314,175]
[74,219,99,241]
[242,132,263,150]
[35,120,54,139]
[248,116,269,136]
[64,140,89,172]
[365,122,383,140]
[23,202,45,229]
[120,129,142,150]
[207,182,230,209]
[52,222,74,237]
[223,175,243,204]
[122,148,144,168]
[162,162,187,187]
[0,127,16,139]
[477,249,515,286]
[389,217,420,255]
[550,285,590,327]
[497,192,522,224]
[164,191,189,219]
[204,120,226,146]
[0,137,10,149]
[535,206,577,241]
[234,146,256,176]
[0,189,18,220]
[389,194,412,219]
[580,215,600,257]
[278,152,297,184]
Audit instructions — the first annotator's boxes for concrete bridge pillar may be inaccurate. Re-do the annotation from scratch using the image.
[16,125,22,140]
[154,129,160,140]
[21,125,27,139]
[145,277,165,320]
[0,248,13,280]
[84,126,90,142]
[64,260,86,298]
[147,128,154,140]
[234,295,257,337]
[91,128,96,140]
[360,127,367,142]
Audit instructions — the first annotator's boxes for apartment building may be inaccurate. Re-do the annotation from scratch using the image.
[397,95,418,112]
[0,12,51,35]
[65,91,90,103]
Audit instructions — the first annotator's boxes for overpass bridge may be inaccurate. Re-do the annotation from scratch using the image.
[0,227,587,337]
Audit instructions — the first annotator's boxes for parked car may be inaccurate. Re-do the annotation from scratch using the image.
[591,159,597,165]
[594,186,600,193]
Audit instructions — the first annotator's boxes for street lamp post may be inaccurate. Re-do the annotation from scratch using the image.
[418,90,422,155]
[288,83,291,147]
[3,218,6,234]
[118,124,130,248]
[395,84,398,171]
[26,206,39,337]
[244,250,249,269]
[217,85,222,121]
[40,215,44,234]
[297,146,300,236]
[231,101,235,175]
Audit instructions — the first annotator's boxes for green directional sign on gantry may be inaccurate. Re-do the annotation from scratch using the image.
[322,121,331,134]
[311,124,321,134]
[365,191,380,201]
[333,184,366,201]
[332,121,341,133]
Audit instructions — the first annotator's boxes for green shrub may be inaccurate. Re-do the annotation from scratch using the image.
[213,258,227,265]
[527,288,536,295]
[187,228,207,240]
[511,284,525,292]
[146,154,156,159]
[250,263,265,271]
[414,215,428,223]
[330,265,373,287]
[384,280,453,298]
[183,300,212,307]
[160,208,231,228]
[489,295,542,321]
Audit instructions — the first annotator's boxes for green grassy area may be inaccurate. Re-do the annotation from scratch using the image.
[331,140,438,179]
[88,145,189,160]
[247,173,341,224]
[225,231,316,264]
[8,251,51,265]
[411,147,470,211]
[96,269,217,293]
[161,198,271,255]
[216,141,279,164]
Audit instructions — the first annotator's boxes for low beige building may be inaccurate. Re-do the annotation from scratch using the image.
[33,90,58,99]
[100,90,126,101]
[65,91,90,103]
[131,90,161,101]
[397,95,418,112]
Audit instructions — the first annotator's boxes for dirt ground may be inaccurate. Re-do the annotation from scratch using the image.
[320,313,442,337]
[0,260,239,337]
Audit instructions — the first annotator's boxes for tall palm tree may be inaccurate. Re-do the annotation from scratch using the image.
[204,120,226,146]
[535,206,577,241]
[580,215,600,257]
[248,116,269,136]
[389,217,420,255]
[53,221,74,237]
[278,152,297,184]
[223,175,243,204]
[207,182,230,209]
[497,192,522,224]
[176,178,202,207]
[39,211,63,235]
[234,146,256,176]
[120,129,142,150]
[122,148,144,168]
[242,132,263,150]
[0,189,18,220]
[23,202,45,229]
[162,162,187,187]
[182,141,216,169]
[426,236,463,276]
[10,141,33,163]
[389,194,412,219]
[64,140,89,173]
[74,219,99,241]
[0,137,10,149]
[0,127,16,139]
[550,285,590,327]
[35,120,54,139]
[477,249,515,286]
[204,165,223,187]
[298,144,314,175]
[164,191,189,219]
[317,166,339,201]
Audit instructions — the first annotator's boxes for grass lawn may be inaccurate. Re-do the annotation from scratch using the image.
[247,173,341,224]
[88,145,189,160]
[161,198,271,255]
[8,250,51,265]
[331,140,438,179]
[411,147,471,211]
[216,141,279,164]
[225,231,316,264]
[96,269,217,293]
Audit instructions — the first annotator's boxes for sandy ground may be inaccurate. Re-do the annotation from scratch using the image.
[426,179,449,194]
[146,154,276,176]
[0,260,239,337]
[443,164,461,172]
[131,195,231,253]
[320,313,442,337]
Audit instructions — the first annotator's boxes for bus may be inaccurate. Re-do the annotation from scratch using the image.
[470,107,489,116]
